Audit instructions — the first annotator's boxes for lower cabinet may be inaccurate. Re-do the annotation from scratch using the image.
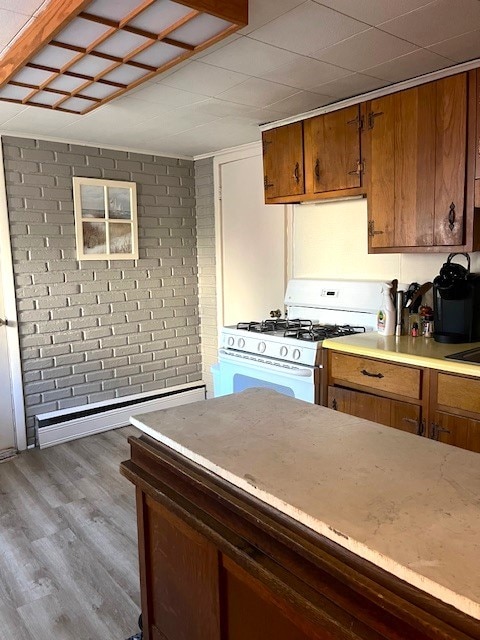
[430,411,480,452]
[328,386,423,435]
[429,371,480,452]
[326,350,480,454]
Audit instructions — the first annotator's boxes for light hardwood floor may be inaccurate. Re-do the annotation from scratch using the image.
[0,427,141,640]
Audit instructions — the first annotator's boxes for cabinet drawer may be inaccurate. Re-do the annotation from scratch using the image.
[437,373,480,415]
[330,352,421,399]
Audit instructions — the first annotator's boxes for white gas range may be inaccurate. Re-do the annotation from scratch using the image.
[212,279,384,404]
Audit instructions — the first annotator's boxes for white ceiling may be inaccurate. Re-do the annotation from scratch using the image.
[1,0,480,158]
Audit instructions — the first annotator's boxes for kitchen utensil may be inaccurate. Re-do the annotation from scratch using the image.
[404,283,420,308]
[395,290,404,336]
[406,281,433,311]
[390,279,398,305]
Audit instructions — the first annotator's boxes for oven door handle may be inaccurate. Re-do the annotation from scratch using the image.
[218,349,318,377]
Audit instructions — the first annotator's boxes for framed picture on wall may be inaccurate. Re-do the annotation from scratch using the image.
[72,177,138,260]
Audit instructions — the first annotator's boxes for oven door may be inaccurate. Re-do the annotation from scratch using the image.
[212,349,320,404]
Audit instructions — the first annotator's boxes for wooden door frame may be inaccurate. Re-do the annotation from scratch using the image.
[0,136,26,451]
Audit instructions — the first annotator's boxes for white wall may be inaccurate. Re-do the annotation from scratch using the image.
[293,199,480,286]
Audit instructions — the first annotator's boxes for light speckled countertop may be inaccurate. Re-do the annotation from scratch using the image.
[322,332,480,377]
[130,388,480,621]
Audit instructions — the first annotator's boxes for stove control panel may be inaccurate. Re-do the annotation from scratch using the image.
[220,328,320,366]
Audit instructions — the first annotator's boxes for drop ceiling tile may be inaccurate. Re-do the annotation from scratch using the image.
[192,33,242,59]
[0,9,32,47]
[159,61,248,96]
[314,0,435,26]
[248,1,368,55]
[363,48,454,82]
[200,36,301,75]
[260,57,351,91]
[311,73,390,99]
[378,0,480,47]
[313,28,417,72]
[0,102,28,126]
[131,107,220,138]
[126,83,209,107]
[0,1,44,15]
[428,29,480,62]
[267,91,334,117]
[111,96,175,120]
[0,105,81,134]
[239,0,306,34]
[218,77,298,107]
[243,106,306,126]
[184,98,255,118]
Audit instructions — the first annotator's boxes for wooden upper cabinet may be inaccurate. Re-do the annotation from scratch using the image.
[304,105,363,195]
[367,72,471,252]
[434,74,467,246]
[262,122,304,201]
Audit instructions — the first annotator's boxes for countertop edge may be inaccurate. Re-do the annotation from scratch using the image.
[131,414,480,622]
[322,336,480,377]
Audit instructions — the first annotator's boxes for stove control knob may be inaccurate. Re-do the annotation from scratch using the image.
[292,348,301,361]
[238,338,245,348]
[280,346,288,357]
[227,337,234,347]
[258,341,266,353]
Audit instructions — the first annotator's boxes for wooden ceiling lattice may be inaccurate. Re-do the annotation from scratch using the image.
[0,0,248,115]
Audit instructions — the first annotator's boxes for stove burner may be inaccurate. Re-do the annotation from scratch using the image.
[284,324,366,341]
[236,318,312,333]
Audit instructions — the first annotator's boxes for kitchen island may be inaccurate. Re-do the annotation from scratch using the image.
[121,388,480,640]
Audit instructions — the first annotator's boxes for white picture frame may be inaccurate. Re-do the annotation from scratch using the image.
[72,177,138,260]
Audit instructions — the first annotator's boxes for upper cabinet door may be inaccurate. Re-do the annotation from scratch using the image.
[368,84,437,249]
[304,105,362,194]
[366,92,396,249]
[367,72,469,252]
[394,82,437,248]
[434,73,467,246]
[262,122,304,201]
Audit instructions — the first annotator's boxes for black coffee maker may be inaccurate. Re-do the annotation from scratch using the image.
[433,253,480,343]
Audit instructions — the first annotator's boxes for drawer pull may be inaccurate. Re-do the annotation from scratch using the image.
[360,369,384,379]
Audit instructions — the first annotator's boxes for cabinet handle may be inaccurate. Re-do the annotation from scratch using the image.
[347,115,364,130]
[430,423,451,440]
[448,202,456,231]
[348,159,364,176]
[360,369,384,379]
[262,139,272,154]
[293,162,300,183]
[367,111,384,129]
[368,220,384,237]
[331,398,338,411]
[0,318,6,327]
[264,176,274,190]
[315,158,320,179]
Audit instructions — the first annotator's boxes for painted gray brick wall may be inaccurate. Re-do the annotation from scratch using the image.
[2,136,201,445]
[194,157,217,397]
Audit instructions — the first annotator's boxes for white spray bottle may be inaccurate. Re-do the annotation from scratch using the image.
[377,282,395,336]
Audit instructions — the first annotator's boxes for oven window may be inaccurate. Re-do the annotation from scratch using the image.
[233,374,295,397]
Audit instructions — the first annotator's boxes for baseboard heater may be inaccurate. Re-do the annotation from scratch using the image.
[35,382,206,449]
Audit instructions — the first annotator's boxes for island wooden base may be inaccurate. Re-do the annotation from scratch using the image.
[120,434,480,640]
